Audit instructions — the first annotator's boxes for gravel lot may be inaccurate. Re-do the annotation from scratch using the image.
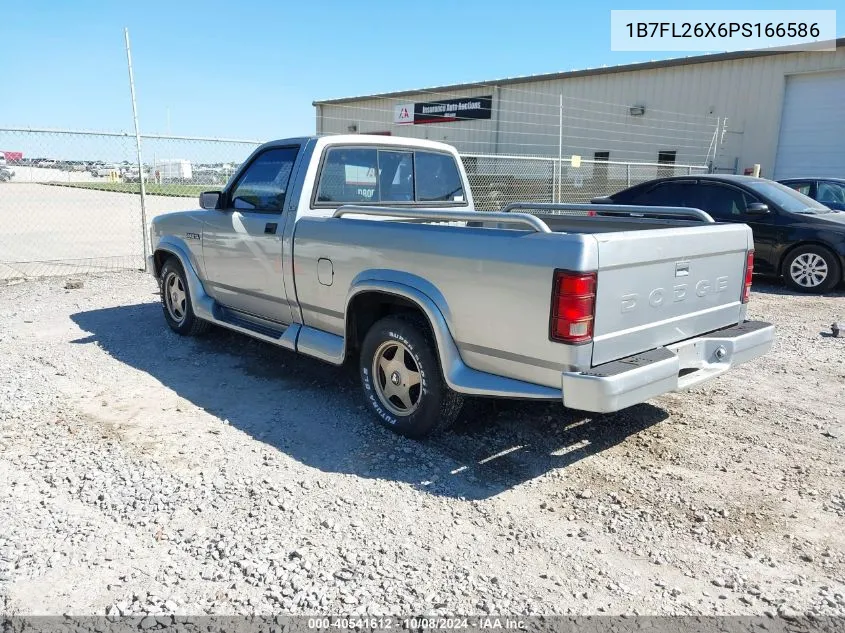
[1,271,843,617]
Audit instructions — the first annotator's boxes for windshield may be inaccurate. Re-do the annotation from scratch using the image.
[746,180,831,214]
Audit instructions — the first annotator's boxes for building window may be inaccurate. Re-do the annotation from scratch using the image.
[657,150,677,178]
[593,151,610,187]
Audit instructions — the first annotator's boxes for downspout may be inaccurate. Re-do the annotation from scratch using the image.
[492,85,502,154]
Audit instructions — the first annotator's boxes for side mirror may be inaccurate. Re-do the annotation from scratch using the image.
[199,191,222,210]
[746,202,770,215]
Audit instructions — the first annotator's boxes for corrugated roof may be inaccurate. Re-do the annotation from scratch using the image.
[313,38,844,105]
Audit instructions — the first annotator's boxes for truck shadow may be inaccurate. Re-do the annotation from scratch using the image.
[71,303,668,501]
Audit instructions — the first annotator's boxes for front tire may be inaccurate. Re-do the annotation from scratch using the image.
[783,245,841,293]
[359,315,463,438]
[160,258,211,336]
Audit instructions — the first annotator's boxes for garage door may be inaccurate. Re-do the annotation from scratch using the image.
[773,70,845,179]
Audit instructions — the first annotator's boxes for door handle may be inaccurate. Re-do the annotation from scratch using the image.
[264,222,278,234]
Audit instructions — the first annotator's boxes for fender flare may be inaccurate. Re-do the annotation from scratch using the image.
[345,275,464,391]
[345,277,560,399]
[153,239,215,321]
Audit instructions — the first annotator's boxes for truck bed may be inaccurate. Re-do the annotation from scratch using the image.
[293,205,753,388]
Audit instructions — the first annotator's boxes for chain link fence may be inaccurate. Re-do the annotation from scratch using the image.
[0,128,259,280]
[461,154,708,211]
[316,85,723,166]
[0,128,711,281]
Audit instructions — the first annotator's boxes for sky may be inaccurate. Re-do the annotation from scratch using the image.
[0,0,842,141]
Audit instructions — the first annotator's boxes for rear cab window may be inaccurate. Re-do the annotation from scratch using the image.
[314,146,465,207]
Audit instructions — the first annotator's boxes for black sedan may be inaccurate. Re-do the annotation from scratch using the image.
[778,177,845,212]
[594,175,845,293]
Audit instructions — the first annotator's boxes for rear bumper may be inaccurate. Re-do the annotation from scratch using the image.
[561,320,775,413]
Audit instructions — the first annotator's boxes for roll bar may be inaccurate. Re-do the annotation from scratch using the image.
[333,205,552,233]
[500,202,715,223]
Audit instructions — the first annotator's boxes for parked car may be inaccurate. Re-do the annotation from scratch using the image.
[123,168,149,183]
[92,164,120,178]
[193,167,223,185]
[149,135,773,438]
[779,178,845,211]
[594,175,845,293]
[0,166,14,182]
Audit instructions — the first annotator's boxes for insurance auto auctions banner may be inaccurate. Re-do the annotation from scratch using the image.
[393,96,493,125]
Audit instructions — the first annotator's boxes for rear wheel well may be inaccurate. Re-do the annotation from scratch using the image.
[346,292,434,359]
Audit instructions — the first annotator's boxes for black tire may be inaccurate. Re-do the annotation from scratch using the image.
[782,245,841,294]
[359,314,463,438]
[159,257,211,336]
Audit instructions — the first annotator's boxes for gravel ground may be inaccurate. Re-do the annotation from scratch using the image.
[1,271,843,617]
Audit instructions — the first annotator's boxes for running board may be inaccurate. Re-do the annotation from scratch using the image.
[211,305,299,351]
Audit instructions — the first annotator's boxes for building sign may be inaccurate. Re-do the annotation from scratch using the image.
[394,96,493,125]
[394,104,414,125]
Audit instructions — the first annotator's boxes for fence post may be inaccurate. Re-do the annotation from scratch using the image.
[626,164,631,187]
[124,28,149,272]
[688,166,693,176]
[557,94,563,203]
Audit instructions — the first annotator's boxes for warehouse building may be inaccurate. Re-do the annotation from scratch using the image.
[314,39,845,180]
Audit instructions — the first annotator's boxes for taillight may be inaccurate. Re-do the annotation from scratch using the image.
[742,250,754,304]
[550,270,597,343]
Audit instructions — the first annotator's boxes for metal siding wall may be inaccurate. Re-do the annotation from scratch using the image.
[317,47,845,175]
[318,88,497,154]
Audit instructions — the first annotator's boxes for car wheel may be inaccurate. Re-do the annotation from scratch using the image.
[783,245,841,293]
[160,258,211,336]
[359,314,463,438]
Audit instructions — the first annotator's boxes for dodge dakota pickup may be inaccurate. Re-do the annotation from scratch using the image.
[149,135,774,437]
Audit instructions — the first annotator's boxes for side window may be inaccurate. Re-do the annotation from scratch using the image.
[817,182,845,205]
[785,181,812,196]
[415,152,464,202]
[688,184,751,220]
[316,148,379,203]
[629,181,690,206]
[230,147,298,212]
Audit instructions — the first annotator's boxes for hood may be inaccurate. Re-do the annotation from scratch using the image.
[795,210,845,230]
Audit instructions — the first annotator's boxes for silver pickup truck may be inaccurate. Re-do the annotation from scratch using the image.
[149,135,774,437]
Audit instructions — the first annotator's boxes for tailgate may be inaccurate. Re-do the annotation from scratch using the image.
[591,223,752,366]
